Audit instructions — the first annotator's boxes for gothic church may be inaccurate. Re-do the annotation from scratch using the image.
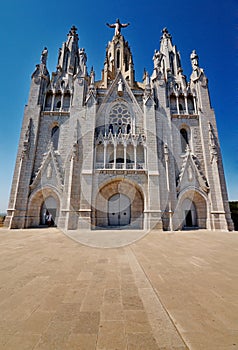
[5,21,234,231]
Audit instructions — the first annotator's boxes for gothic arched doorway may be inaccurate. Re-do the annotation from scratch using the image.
[182,198,197,228]
[94,179,144,229]
[108,193,131,226]
[173,189,208,230]
[40,196,58,225]
[26,188,60,228]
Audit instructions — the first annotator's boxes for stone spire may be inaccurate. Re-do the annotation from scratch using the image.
[157,28,182,79]
[101,20,134,88]
[57,25,84,76]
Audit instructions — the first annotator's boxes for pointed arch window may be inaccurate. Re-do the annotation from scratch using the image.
[180,128,188,153]
[51,125,60,150]
[116,50,120,69]
[63,92,71,110]
[125,53,129,71]
[45,92,53,111]
[54,93,61,110]
[63,49,70,71]
[187,95,195,114]
[169,53,174,75]
[74,55,79,75]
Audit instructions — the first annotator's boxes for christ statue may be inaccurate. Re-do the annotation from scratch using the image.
[106,19,130,36]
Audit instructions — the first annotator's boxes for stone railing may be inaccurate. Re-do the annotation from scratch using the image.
[170,108,196,115]
[95,163,145,170]
[44,107,70,112]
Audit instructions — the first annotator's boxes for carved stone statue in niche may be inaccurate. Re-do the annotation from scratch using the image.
[47,164,53,179]
[187,164,193,182]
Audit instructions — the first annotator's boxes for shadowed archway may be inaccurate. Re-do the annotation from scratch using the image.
[26,188,60,227]
[174,189,208,230]
[94,179,144,229]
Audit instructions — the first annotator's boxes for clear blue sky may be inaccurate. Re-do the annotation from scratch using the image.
[0,0,237,213]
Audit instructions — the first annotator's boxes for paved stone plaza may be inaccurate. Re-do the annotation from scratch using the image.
[0,228,237,349]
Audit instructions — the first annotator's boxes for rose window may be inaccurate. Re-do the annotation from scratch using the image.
[108,104,131,134]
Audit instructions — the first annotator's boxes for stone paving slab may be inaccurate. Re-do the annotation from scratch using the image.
[0,228,237,349]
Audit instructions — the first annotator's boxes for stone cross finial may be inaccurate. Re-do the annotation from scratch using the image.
[162,27,171,39]
[69,25,78,36]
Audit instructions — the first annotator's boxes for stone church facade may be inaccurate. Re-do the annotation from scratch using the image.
[5,22,234,231]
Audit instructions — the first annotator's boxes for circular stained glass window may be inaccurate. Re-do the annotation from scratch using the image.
[109,104,131,134]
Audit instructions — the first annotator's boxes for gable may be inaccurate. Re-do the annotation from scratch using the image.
[95,72,143,132]
[30,144,63,192]
[177,149,209,194]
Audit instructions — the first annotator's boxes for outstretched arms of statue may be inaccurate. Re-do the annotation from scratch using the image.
[121,23,130,27]
[106,23,116,28]
[106,20,130,36]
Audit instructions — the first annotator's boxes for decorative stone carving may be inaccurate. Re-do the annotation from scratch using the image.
[117,79,123,96]
[187,164,193,181]
[190,50,204,82]
[177,147,209,193]
[6,23,233,232]
[208,122,218,163]
[164,143,169,162]
[79,48,87,66]
[47,164,52,179]
[106,19,130,36]
[190,50,199,71]
[41,47,48,65]
[21,118,32,159]
[153,50,163,69]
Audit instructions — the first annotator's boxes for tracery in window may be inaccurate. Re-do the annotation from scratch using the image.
[108,104,131,134]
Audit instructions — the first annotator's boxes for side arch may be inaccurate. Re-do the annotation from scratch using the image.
[174,188,208,230]
[26,187,61,227]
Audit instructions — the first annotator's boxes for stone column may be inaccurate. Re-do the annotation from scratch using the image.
[210,155,228,230]
[60,93,64,111]
[184,95,188,115]
[134,145,137,169]
[176,94,180,115]
[143,94,162,230]
[8,155,24,228]
[103,142,107,169]
[65,153,75,229]
[113,142,117,169]
[51,92,55,111]
[193,96,197,114]
[164,144,173,231]
[144,145,147,169]
[124,143,127,169]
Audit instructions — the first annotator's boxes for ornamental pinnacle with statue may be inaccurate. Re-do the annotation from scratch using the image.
[5,21,233,232]
[100,18,134,89]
